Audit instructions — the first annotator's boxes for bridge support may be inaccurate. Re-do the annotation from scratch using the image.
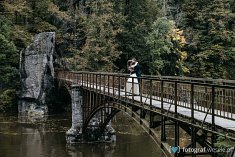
[66,85,116,143]
[66,85,83,143]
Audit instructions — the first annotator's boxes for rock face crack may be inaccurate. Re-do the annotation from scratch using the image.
[18,32,55,116]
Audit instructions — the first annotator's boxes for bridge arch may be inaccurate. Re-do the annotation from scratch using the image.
[82,104,120,133]
[81,97,213,155]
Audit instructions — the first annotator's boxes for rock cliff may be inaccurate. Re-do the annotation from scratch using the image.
[18,32,55,116]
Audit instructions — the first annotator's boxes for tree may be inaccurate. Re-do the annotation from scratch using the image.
[0,16,19,112]
[0,16,18,89]
[182,0,235,79]
[146,17,188,75]
[70,0,124,72]
[115,0,161,74]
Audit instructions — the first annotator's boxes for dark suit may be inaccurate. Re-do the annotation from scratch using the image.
[131,63,141,83]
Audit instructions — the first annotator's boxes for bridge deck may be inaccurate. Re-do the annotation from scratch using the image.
[130,95,235,131]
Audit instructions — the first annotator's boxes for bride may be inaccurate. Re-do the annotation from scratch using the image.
[126,58,140,95]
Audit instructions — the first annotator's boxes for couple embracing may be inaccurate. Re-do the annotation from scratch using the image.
[126,58,141,95]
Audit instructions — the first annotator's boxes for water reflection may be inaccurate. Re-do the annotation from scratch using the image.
[18,113,48,123]
[67,143,115,157]
[0,113,165,157]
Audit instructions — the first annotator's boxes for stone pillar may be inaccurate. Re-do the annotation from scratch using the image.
[18,32,55,116]
[66,85,83,143]
[66,85,116,143]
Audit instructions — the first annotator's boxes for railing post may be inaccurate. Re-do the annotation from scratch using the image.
[81,73,83,86]
[86,73,88,89]
[150,79,153,107]
[125,75,127,99]
[140,78,145,119]
[75,73,78,84]
[103,74,106,94]
[149,79,153,128]
[112,75,115,96]
[161,80,166,141]
[95,73,98,106]
[92,73,95,90]
[89,73,92,90]
[118,75,121,99]
[174,81,178,115]
[191,84,196,157]
[124,75,127,112]
[211,85,216,157]
[108,74,110,95]
[174,81,179,149]
[140,78,143,104]
[132,77,134,101]
[99,74,102,93]
[95,73,98,93]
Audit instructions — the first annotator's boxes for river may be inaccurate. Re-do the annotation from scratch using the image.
[0,112,166,157]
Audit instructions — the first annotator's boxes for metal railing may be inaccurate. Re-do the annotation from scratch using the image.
[56,71,235,121]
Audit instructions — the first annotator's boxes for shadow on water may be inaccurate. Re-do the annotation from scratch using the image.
[0,112,166,157]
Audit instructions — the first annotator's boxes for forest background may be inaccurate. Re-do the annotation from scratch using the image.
[0,0,235,112]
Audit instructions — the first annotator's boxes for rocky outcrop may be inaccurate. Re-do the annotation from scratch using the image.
[18,32,55,116]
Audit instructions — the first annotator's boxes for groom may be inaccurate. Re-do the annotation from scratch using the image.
[128,58,141,83]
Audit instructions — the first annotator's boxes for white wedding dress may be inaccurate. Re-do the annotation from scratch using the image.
[126,73,139,95]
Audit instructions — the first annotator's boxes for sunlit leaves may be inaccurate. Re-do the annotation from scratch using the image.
[146,17,188,75]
